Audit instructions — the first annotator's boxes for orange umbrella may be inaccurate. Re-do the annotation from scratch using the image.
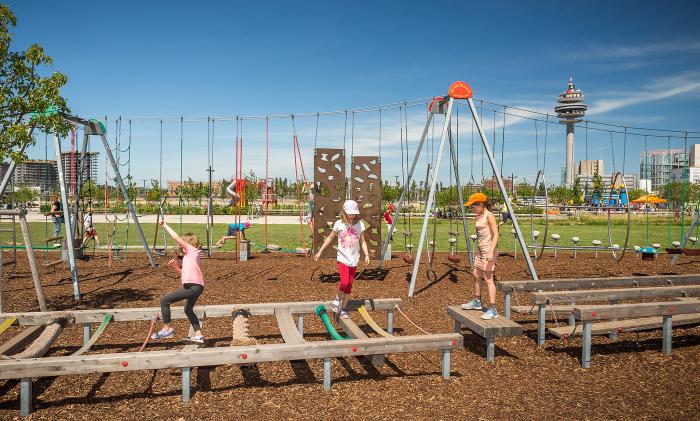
[631,194,667,204]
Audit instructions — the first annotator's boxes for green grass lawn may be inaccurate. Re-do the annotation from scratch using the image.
[0,214,697,254]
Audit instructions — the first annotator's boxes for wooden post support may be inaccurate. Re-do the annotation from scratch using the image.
[182,367,191,402]
[485,337,495,363]
[662,315,672,355]
[297,314,304,337]
[582,321,592,368]
[18,211,47,311]
[608,299,618,340]
[322,357,331,391]
[453,320,461,333]
[83,323,91,347]
[503,291,511,320]
[441,349,451,379]
[386,309,394,334]
[537,304,546,345]
[20,378,31,417]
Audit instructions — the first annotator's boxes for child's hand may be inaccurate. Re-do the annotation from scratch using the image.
[314,252,321,261]
[364,255,370,265]
[168,258,179,268]
[160,219,166,227]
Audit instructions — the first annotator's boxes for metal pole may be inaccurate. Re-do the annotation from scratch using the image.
[377,113,435,268]
[671,208,700,264]
[99,134,156,268]
[408,98,454,297]
[72,132,90,242]
[447,123,473,269]
[54,134,81,300]
[467,98,538,281]
[0,128,33,196]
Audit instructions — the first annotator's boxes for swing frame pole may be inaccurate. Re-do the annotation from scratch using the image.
[54,133,81,299]
[447,123,473,269]
[377,113,435,269]
[466,98,538,280]
[672,207,700,265]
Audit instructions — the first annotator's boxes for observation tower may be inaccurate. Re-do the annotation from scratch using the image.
[555,76,587,186]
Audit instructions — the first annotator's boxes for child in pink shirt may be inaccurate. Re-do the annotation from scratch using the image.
[152,220,205,343]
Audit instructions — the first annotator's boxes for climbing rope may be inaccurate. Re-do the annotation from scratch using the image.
[394,304,431,335]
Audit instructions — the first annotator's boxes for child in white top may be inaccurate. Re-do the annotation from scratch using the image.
[314,200,370,319]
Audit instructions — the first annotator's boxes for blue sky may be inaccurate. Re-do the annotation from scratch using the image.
[8,0,700,187]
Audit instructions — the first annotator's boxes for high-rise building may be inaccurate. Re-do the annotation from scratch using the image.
[555,76,587,187]
[60,152,100,194]
[0,160,59,194]
[577,160,604,177]
[639,149,687,191]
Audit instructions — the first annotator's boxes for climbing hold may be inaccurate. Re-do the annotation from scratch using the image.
[351,346,358,352]
[451,339,457,346]
[241,354,248,359]
[121,361,128,367]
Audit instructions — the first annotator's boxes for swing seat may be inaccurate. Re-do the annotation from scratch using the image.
[267,244,282,251]
[428,241,436,247]
[405,244,414,249]
[448,230,458,237]
[402,254,415,264]
[295,247,310,255]
[403,231,412,237]
[45,236,63,243]
[447,255,461,264]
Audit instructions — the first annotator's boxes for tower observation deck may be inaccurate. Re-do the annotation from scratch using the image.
[555,77,587,186]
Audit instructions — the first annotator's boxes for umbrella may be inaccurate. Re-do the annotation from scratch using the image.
[631,194,667,204]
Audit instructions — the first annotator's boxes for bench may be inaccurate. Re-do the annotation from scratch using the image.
[573,301,700,368]
[498,274,700,320]
[530,285,700,345]
[448,306,523,362]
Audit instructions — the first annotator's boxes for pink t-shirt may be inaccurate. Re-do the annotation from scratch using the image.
[181,244,204,286]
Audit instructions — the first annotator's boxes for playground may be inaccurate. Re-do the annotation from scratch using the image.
[0,251,698,419]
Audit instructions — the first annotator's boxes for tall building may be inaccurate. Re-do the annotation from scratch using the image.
[639,149,687,191]
[577,160,604,177]
[60,152,100,194]
[0,160,59,194]
[555,76,587,187]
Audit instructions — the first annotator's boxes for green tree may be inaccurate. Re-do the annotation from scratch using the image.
[572,177,583,205]
[14,186,36,204]
[381,183,401,204]
[147,179,166,203]
[515,181,533,199]
[549,185,570,205]
[592,173,603,199]
[627,188,646,202]
[0,6,71,163]
[82,179,100,205]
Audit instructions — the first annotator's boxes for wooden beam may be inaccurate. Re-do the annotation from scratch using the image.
[337,315,385,366]
[532,285,700,305]
[0,333,462,380]
[573,301,700,321]
[498,274,699,292]
[549,313,700,338]
[0,298,403,326]
[448,306,523,338]
[274,309,304,344]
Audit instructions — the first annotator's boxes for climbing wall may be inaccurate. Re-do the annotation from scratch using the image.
[351,156,382,258]
[314,148,346,258]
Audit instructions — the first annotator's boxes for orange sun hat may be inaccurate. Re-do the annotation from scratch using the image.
[464,192,488,206]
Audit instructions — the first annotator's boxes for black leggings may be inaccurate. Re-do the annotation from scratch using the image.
[160,283,204,331]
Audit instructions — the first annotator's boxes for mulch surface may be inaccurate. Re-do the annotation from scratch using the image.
[0,250,699,420]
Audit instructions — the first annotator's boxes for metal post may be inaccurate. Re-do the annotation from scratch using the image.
[447,123,473,269]
[377,113,435,268]
[18,210,46,311]
[672,208,700,264]
[537,303,546,345]
[323,357,331,390]
[20,378,32,417]
[99,134,156,268]
[387,309,394,334]
[454,320,461,333]
[582,321,592,368]
[467,98,538,281]
[83,323,91,347]
[486,337,495,362]
[54,134,81,300]
[182,367,191,402]
[441,349,451,379]
[297,314,304,337]
[608,299,618,340]
[662,315,672,355]
[504,291,511,320]
[72,132,90,242]
[568,303,576,326]
[409,99,454,297]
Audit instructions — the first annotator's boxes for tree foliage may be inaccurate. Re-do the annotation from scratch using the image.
[0,5,71,163]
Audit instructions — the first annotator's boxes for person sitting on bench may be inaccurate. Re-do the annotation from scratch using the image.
[216,221,251,246]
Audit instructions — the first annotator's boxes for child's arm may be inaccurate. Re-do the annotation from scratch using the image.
[486,213,500,260]
[160,220,190,250]
[168,258,182,274]
[314,231,336,261]
[360,231,370,265]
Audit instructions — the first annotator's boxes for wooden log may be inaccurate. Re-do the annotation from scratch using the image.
[6,318,68,359]
[0,333,462,380]
[448,306,523,338]
[18,212,46,311]
[0,298,403,326]
[511,305,574,315]
[573,301,700,321]
[498,274,700,292]
[532,285,700,305]
[0,326,45,356]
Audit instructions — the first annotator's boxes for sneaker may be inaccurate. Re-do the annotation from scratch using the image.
[151,327,174,339]
[340,310,350,319]
[183,335,204,344]
[461,298,483,310]
[331,297,340,313]
[481,308,499,320]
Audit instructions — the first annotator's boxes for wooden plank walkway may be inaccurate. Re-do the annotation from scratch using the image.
[448,306,522,362]
[275,309,305,344]
[549,313,700,338]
